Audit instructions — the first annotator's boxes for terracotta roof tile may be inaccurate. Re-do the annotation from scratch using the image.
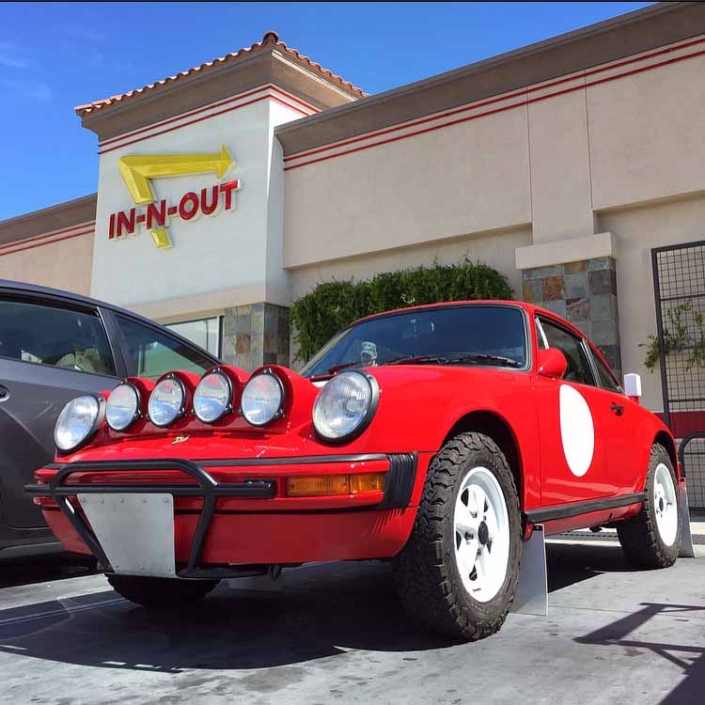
[75,31,366,117]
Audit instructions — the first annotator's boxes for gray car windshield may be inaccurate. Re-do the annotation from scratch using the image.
[301,305,527,378]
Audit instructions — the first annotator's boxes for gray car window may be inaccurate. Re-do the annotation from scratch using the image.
[590,346,623,392]
[0,299,115,376]
[538,318,596,387]
[116,315,213,380]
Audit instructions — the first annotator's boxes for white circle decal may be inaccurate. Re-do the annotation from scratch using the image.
[559,385,594,477]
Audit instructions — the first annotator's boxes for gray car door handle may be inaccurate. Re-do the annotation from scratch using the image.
[0,385,9,401]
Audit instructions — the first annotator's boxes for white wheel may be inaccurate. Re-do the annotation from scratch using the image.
[653,462,678,547]
[453,466,511,603]
[392,432,521,641]
[617,444,681,569]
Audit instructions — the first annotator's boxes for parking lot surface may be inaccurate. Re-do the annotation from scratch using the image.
[0,540,703,705]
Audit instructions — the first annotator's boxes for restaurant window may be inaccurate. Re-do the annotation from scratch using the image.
[166,317,221,357]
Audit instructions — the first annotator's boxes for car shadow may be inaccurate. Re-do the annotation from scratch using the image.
[545,540,634,593]
[0,561,455,673]
[0,548,97,589]
[0,544,636,674]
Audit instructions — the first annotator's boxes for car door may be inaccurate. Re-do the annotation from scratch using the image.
[583,341,641,494]
[532,316,629,505]
[0,294,122,528]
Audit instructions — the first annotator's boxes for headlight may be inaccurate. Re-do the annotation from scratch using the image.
[148,377,186,427]
[55,395,102,453]
[106,383,140,431]
[241,372,284,426]
[194,371,232,423]
[313,371,379,442]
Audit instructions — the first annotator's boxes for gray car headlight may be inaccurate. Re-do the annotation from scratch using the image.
[148,377,186,427]
[54,395,103,452]
[106,383,140,431]
[313,371,379,442]
[241,372,284,426]
[194,370,232,423]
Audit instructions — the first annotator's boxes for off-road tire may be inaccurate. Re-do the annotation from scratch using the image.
[107,574,219,608]
[617,444,681,569]
[392,432,522,641]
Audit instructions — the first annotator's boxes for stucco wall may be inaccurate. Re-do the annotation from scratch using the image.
[0,226,94,296]
[284,107,532,270]
[289,225,531,301]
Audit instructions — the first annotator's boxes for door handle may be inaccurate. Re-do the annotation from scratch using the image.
[610,402,624,417]
[0,385,8,401]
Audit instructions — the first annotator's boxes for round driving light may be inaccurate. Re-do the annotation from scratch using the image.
[54,395,102,452]
[106,383,140,431]
[194,371,232,423]
[241,373,284,426]
[148,377,186,427]
[313,371,378,441]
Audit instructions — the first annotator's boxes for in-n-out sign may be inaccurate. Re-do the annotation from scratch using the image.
[109,145,241,249]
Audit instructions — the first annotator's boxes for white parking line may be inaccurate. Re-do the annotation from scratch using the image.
[0,597,124,628]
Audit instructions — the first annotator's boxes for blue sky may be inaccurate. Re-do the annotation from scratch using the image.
[0,1,652,221]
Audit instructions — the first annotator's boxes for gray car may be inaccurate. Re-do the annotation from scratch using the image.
[0,279,219,551]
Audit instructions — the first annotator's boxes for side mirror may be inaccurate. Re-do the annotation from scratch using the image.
[623,373,642,404]
[537,348,568,379]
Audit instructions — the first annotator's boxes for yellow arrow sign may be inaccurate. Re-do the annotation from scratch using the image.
[116,145,235,249]
[118,145,234,204]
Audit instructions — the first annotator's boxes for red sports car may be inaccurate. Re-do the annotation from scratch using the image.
[27,301,683,641]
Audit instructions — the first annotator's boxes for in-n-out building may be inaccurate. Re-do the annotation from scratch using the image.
[1,2,704,446]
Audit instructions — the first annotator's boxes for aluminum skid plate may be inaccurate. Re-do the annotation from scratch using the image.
[78,493,176,578]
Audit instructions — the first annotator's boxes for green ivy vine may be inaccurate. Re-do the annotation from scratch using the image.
[290,260,513,362]
[642,302,705,372]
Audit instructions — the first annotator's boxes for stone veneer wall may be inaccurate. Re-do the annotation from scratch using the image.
[221,303,290,371]
[522,256,621,378]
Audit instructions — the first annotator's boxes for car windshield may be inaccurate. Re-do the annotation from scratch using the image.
[301,305,527,378]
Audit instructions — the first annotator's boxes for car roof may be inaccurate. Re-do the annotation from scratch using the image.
[0,278,219,364]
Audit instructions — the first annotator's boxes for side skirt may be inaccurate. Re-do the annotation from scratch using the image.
[524,493,645,525]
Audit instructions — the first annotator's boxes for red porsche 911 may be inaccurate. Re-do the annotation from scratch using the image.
[27,301,682,641]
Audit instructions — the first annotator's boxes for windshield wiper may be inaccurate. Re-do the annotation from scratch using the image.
[445,353,523,368]
[308,360,365,381]
[385,353,522,368]
[385,355,450,366]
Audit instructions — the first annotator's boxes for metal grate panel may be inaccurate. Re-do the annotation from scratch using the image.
[652,241,705,509]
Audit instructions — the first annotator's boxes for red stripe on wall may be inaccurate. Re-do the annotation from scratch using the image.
[98,86,273,148]
[285,36,705,164]
[99,90,313,156]
[0,229,94,258]
[97,84,317,149]
[0,221,96,254]
[284,46,705,172]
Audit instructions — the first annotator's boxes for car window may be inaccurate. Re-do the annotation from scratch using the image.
[535,319,549,350]
[302,305,527,377]
[591,347,622,392]
[538,318,596,387]
[116,314,213,380]
[0,299,115,376]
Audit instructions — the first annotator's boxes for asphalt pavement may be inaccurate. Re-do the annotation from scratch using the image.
[0,539,703,705]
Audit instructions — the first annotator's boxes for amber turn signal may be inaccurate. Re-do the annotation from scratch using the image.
[287,472,385,497]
